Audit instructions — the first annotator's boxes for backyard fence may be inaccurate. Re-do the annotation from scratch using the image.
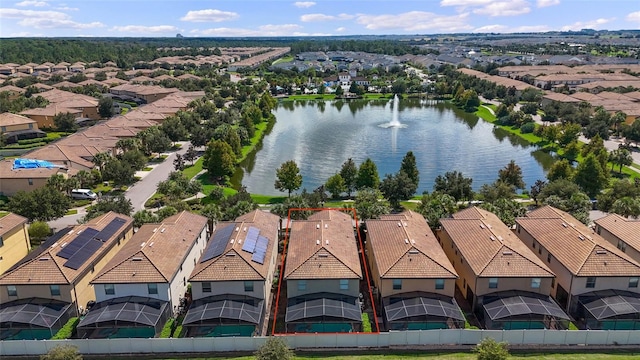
[2,329,640,356]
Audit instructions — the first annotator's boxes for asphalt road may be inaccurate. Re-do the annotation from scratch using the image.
[48,142,191,230]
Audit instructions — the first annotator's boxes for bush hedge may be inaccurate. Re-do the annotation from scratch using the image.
[51,317,79,339]
[159,318,175,338]
[520,122,536,134]
[362,313,372,332]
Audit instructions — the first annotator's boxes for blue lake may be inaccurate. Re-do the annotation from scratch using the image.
[232,99,554,196]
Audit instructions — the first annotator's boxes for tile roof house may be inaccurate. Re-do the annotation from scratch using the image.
[80,211,207,338]
[594,214,640,268]
[0,213,30,275]
[0,212,133,339]
[184,210,280,337]
[439,207,567,330]
[515,206,640,329]
[0,112,45,144]
[283,210,364,333]
[0,159,72,197]
[366,211,464,330]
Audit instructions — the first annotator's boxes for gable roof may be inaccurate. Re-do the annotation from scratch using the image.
[0,213,28,238]
[284,210,362,280]
[0,212,132,285]
[0,112,37,127]
[440,207,554,278]
[516,206,640,277]
[366,211,457,279]
[92,211,207,284]
[190,210,280,282]
[595,214,640,253]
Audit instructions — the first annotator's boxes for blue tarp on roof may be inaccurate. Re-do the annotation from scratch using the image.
[13,158,60,170]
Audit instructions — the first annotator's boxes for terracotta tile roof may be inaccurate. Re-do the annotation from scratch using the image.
[595,214,640,253]
[52,81,81,89]
[0,85,25,93]
[366,211,457,279]
[0,213,28,238]
[20,104,82,117]
[517,206,640,277]
[441,207,554,278]
[0,159,68,179]
[92,211,207,284]
[284,210,362,280]
[190,210,280,282]
[0,212,132,285]
[0,112,37,127]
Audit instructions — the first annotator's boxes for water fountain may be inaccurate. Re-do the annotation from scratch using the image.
[379,94,407,128]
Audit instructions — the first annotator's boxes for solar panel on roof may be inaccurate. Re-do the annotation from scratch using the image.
[64,239,103,270]
[241,227,260,253]
[200,224,235,263]
[56,228,99,259]
[94,217,126,242]
[251,250,266,265]
[255,236,268,251]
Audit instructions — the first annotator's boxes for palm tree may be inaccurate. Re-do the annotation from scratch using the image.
[75,170,93,189]
[63,177,80,196]
[46,174,66,192]
[92,152,110,172]
[611,197,640,219]
[609,148,633,174]
[200,203,222,234]
[612,111,627,138]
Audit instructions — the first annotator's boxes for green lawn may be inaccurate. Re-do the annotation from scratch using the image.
[183,157,204,180]
[272,55,293,65]
[162,352,640,360]
[240,121,270,161]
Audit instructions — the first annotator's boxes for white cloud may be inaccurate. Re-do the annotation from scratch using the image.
[441,0,530,17]
[355,11,473,32]
[560,18,615,31]
[473,24,508,32]
[180,9,239,22]
[15,1,48,7]
[336,27,346,32]
[0,8,104,29]
[472,0,530,17]
[626,11,640,24]
[293,1,315,8]
[537,0,560,7]
[6,31,44,36]
[56,6,78,11]
[192,24,305,37]
[300,13,354,22]
[112,25,178,34]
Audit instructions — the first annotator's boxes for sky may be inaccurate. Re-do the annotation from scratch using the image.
[0,0,639,38]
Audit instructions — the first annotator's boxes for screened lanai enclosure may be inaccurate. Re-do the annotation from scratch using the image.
[383,292,465,330]
[76,296,170,338]
[285,294,362,333]
[0,298,74,340]
[578,290,640,330]
[183,295,263,337]
[481,291,570,330]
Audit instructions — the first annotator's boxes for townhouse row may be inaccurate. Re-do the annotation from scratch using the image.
[2,206,640,340]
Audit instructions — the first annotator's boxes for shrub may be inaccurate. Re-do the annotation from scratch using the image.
[362,313,372,332]
[29,221,51,242]
[51,317,79,339]
[255,337,294,360]
[173,324,184,338]
[159,318,174,338]
[520,122,536,134]
[40,344,82,360]
[473,337,509,360]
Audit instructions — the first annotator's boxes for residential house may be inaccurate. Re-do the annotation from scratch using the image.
[0,112,45,144]
[515,206,640,329]
[79,211,208,339]
[595,214,640,264]
[185,210,280,337]
[0,159,71,197]
[0,212,133,339]
[0,213,30,275]
[284,210,363,333]
[20,105,82,129]
[0,85,25,101]
[366,211,463,330]
[439,207,568,330]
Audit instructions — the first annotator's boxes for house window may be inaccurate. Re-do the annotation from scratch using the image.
[489,278,498,289]
[148,283,158,295]
[531,278,541,289]
[551,278,555,288]
[28,178,33,186]
[297,280,307,291]
[50,285,61,296]
[183,277,186,286]
[202,282,211,293]
[340,279,349,290]
[104,284,115,295]
[7,285,17,296]
[392,279,402,290]
[244,281,254,292]
[0,126,5,132]
[618,241,627,252]
[586,277,596,288]
[0,236,3,247]
[28,123,33,129]
[532,242,536,249]
[629,277,639,288]
[547,253,551,263]
[435,279,445,290]
[538,247,542,255]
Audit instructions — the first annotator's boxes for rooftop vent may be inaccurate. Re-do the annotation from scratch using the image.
[502,251,513,255]
[404,239,409,244]
[562,222,568,228]
[153,228,158,233]
[39,257,50,261]
[325,224,328,229]
[409,249,419,254]
[403,222,408,227]
[160,228,165,233]
[490,236,497,241]
[397,222,402,227]
[411,239,416,244]
[132,257,142,261]
[226,253,236,256]
[578,235,585,241]
[318,253,328,258]
[140,242,146,247]
[480,224,486,229]
[596,250,607,255]
[244,227,247,232]
[316,239,320,245]
[148,242,154,247]
[235,227,240,232]
[317,224,320,229]
[497,235,503,241]
[325,239,329,245]
[230,238,234,244]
